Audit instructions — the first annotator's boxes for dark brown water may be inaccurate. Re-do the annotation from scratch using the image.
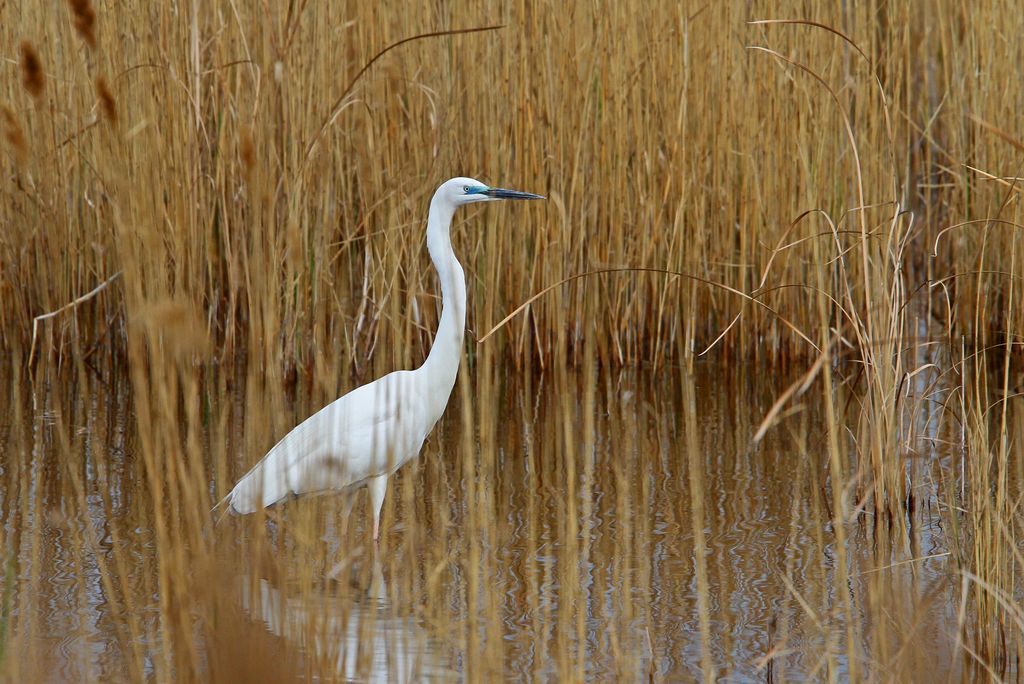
[0,359,1005,681]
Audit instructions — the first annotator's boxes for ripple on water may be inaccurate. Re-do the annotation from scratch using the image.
[3,361,985,681]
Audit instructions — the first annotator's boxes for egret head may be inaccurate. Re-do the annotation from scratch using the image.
[441,176,545,207]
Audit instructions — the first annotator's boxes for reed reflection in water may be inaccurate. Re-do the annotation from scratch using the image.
[1,360,974,681]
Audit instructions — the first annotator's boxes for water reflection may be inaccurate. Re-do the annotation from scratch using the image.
[0,359,990,681]
[238,553,452,682]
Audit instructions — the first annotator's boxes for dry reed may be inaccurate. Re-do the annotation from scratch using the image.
[0,1,1021,681]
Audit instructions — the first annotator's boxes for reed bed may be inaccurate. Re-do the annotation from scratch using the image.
[1,0,1022,681]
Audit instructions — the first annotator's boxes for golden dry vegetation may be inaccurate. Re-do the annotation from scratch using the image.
[1,1,1022,681]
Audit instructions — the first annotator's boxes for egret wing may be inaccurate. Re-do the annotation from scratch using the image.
[226,371,421,513]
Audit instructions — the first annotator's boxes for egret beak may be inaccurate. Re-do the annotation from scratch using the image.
[483,187,545,200]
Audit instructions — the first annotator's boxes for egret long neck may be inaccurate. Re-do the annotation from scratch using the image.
[421,196,466,401]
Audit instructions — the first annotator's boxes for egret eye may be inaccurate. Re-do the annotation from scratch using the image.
[463,185,471,193]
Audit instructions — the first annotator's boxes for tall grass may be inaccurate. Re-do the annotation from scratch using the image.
[0,1,1019,367]
[1,0,1022,680]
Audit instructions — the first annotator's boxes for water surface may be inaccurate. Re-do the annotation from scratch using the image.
[0,360,985,681]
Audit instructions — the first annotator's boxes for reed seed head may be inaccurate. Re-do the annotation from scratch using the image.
[1,106,27,160]
[68,0,96,48]
[137,298,211,359]
[19,41,45,98]
[95,77,117,127]
[239,125,256,174]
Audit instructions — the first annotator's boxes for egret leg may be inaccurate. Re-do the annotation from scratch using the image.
[341,489,357,520]
[337,490,357,539]
[326,494,360,582]
[368,474,389,541]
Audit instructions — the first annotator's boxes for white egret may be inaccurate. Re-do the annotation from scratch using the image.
[224,177,543,539]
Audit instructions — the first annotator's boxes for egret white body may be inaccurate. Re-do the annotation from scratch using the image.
[224,177,543,539]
